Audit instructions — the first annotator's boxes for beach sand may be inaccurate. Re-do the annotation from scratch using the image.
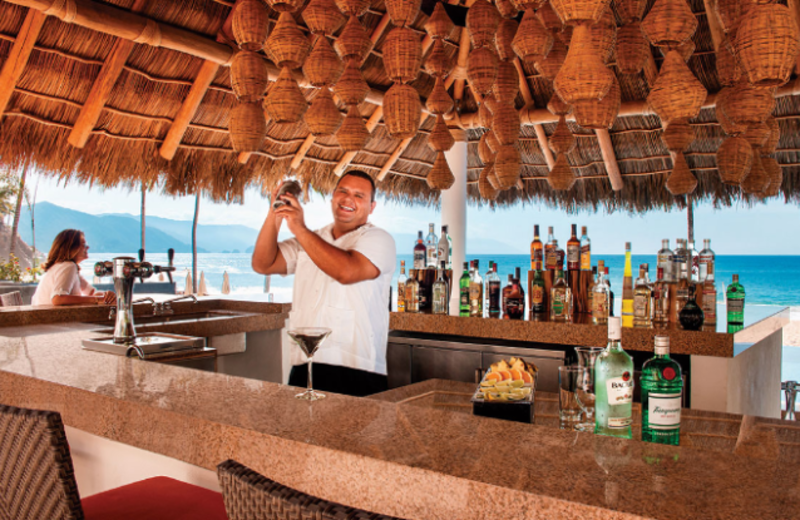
[787,322,800,347]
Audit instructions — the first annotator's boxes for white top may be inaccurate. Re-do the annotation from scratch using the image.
[279,223,396,375]
[31,262,94,306]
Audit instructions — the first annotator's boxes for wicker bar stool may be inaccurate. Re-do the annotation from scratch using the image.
[217,459,406,520]
[0,404,228,520]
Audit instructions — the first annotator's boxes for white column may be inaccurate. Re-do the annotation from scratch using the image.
[442,136,468,316]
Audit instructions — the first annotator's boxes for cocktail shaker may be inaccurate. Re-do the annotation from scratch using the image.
[272,180,302,209]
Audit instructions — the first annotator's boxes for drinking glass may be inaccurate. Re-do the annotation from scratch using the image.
[558,366,588,431]
[287,327,331,401]
[574,346,604,432]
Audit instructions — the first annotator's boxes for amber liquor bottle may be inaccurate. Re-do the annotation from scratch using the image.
[530,225,543,271]
[567,224,581,271]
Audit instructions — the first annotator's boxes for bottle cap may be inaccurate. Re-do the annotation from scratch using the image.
[654,336,670,355]
[608,317,621,340]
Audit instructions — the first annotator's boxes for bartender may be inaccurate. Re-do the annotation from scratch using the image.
[252,171,396,397]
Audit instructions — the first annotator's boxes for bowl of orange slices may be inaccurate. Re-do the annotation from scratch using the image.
[474,357,537,402]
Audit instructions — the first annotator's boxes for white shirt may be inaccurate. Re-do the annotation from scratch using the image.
[279,223,396,375]
[31,262,94,306]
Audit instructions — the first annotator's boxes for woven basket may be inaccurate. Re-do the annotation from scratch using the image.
[716,37,741,87]
[497,0,520,19]
[425,2,455,40]
[493,60,520,101]
[467,0,501,48]
[547,92,571,116]
[720,81,776,126]
[305,87,343,136]
[646,50,707,124]
[537,2,563,33]
[426,76,454,115]
[743,122,771,148]
[736,4,800,88]
[266,13,311,69]
[715,89,748,135]
[386,0,422,28]
[496,19,519,62]
[494,145,521,189]
[268,0,304,12]
[614,0,647,24]
[334,16,374,64]
[512,0,547,11]
[535,37,567,80]
[548,115,576,154]
[479,164,500,199]
[333,59,369,105]
[478,132,496,163]
[492,103,520,145]
[717,136,753,185]
[548,153,576,190]
[334,0,370,17]
[554,23,614,104]
[304,37,343,87]
[478,95,494,129]
[665,151,697,195]
[427,151,456,190]
[513,10,554,65]
[716,0,742,35]
[231,51,269,102]
[232,0,269,52]
[488,163,501,189]
[425,39,454,78]
[616,23,649,74]
[740,151,769,194]
[428,114,455,151]
[384,83,422,139]
[676,39,695,61]
[762,156,782,197]
[485,94,500,113]
[591,7,617,64]
[549,0,611,24]
[486,128,501,152]
[384,27,422,83]
[573,74,619,129]
[662,118,694,152]
[467,46,499,95]
[264,66,307,123]
[763,117,780,154]
[336,105,370,151]
[303,0,346,35]
[229,101,267,152]
[641,0,697,49]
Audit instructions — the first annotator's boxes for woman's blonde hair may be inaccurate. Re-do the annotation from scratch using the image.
[43,229,85,271]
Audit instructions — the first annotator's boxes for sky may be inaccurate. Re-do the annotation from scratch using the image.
[26,172,800,255]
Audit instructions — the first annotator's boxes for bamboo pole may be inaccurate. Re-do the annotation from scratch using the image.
[192,193,199,294]
[594,129,624,191]
[0,10,46,118]
[702,0,724,52]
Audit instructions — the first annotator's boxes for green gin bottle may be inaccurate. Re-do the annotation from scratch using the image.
[726,274,745,333]
[459,262,470,317]
[594,317,634,439]
[641,336,683,445]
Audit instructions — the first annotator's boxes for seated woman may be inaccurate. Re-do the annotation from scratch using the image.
[31,229,116,306]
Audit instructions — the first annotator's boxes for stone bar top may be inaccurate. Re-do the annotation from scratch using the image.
[0,323,798,519]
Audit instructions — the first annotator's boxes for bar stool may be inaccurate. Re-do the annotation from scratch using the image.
[217,459,406,520]
[0,404,228,520]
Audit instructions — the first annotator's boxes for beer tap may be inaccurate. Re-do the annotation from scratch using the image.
[137,248,145,284]
[166,248,175,284]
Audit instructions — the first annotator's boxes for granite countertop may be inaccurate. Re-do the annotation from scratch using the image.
[0,327,798,519]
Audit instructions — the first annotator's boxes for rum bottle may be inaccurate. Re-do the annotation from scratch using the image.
[544,226,556,270]
[507,267,525,320]
[595,317,634,439]
[580,226,591,271]
[487,263,501,318]
[726,274,745,331]
[459,262,470,317]
[530,265,546,315]
[592,260,610,325]
[657,239,674,282]
[653,267,671,324]
[432,261,449,315]
[550,270,572,321]
[641,336,683,446]
[501,274,513,317]
[531,225,543,271]
[567,224,581,271]
[413,231,426,269]
[587,265,597,311]
[633,264,653,328]
[679,285,704,331]
[397,260,407,312]
[404,274,420,313]
[425,223,438,268]
[469,260,483,317]
[621,242,634,327]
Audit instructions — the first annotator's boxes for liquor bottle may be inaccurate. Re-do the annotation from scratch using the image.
[592,260,610,325]
[587,265,598,312]
[544,226,556,269]
[653,267,671,324]
[594,317,634,439]
[397,260,407,312]
[432,261,449,315]
[459,262,470,317]
[469,260,483,317]
[633,264,653,328]
[698,239,715,282]
[621,242,634,327]
[607,267,615,317]
[687,239,700,282]
[530,265,546,315]
[484,260,495,308]
[567,224,581,271]
[504,267,525,320]
[425,223,438,268]
[641,336,683,446]
[679,285,704,331]
[657,239,674,282]
[404,274,420,313]
[501,274,513,318]
[672,277,689,322]
[530,225,543,271]
[726,274,745,331]
[673,239,688,281]
[488,263,502,318]
[437,225,451,270]
[413,231,426,269]
[550,270,572,321]
[555,240,565,271]
[580,226,591,271]
[701,263,717,325]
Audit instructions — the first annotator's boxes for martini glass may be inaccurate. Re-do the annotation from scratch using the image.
[574,346,604,432]
[287,327,331,401]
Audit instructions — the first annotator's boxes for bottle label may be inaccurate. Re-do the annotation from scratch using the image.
[592,293,608,317]
[460,288,469,307]
[413,251,425,269]
[545,249,558,270]
[727,299,744,312]
[505,298,523,318]
[567,245,580,265]
[633,295,649,317]
[608,416,633,428]
[551,292,566,316]
[437,246,448,265]
[488,283,501,310]
[533,248,543,263]
[647,392,682,430]
[397,282,405,312]
[606,374,634,406]
[531,285,544,305]
[580,246,591,270]
[427,247,437,266]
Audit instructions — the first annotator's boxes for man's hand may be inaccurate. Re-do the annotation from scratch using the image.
[102,291,116,305]
[274,193,307,237]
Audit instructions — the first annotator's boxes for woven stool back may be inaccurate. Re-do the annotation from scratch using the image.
[0,292,23,307]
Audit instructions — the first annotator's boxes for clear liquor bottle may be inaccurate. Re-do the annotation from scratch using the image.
[488,263,501,318]
[673,239,688,281]
[653,267,671,324]
[594,317,634,439]
[698,239,715,282]
[726,274,745,330]
[567,224,581,271]
[531,225,543,271]
[687,239,700,282]
[469,260,483,317]
[544,226,556,270]
[641,336,683,446]
[550,270,572,321]
[404,274,420,313]
[621,242,634,327]
[633,264,653,328]
[587,265,598,311]
[425,223,438,268]
[607,267,615,317]
[530,264,546,315]
[504,267,525,320]
[580,226,591,271]
[397,260,407,312]
[437,225,451,270]
[657,239,673,282]
[592,260,610,325]
[432,261,449,315]
[413,231,426,269]
[459,262,470,317]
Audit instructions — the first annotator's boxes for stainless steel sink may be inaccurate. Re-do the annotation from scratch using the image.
[82,332,206,359]
[87,310,249,328]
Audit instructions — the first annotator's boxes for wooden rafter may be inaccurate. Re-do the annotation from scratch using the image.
[0,9,46,118]
[514,57,555,170]
[594,129,623,191]
[702,0,724,52]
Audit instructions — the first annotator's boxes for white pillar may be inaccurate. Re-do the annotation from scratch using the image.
[442,137,468,316]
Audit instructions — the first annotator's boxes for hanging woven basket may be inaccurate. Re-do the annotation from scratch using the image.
[662,118,694,152]
[267,0,304,13]
[478,97,493,129]
[333,60,369,105]
[676,40,695,62]
[232,0,269,52]
[573,74,620,130]
[467,0,501,49]
[428,115,455,151]
[537,2,563,33]
[467,46,499,95]
[549,0,611,25]
[547,92,571,116]
[497,0,520,19]
[743,122,771,148]
[554,23,614,104]
[491,103,520,146]
[427,152,456,190]
[494,145,521,189]
[535,37,567,80]
[493,60,520,101]
[616,22,649,74]
[512,9,553,65]
[231,51,269,102]
[665,152,697,195]
[384,83,422,139]
[548,153,576,190]
[266,13,311,69]
[426,76,454,115]
[496,19,519,62]
[716,37,741,87]
[614,0,647,24]
[334,0,370,17]
[488,164,502,189]
[384,27,423,83]
[478,132,496,163]
[302,0,346,35]
[336,105,370,151]
[646,50,707,124]
[762,156,782,197]
[425,39,455,78]
[479,164,500,199]
[304,37,344,87]
[641,0,698,49]
[591,7,617,64]
[715,89,748,136]
[741,151,769,194]
[716,0,742,35]
[512,0,547,11]
[264,66,307,123]
[334,16,374,64]
[719,81,776,126]
[425,2,455,40]
[735,4,800,88]
[486,128,501,152]
[386,0,422,28]
[229,101,267,152]
[763,117,780,154]
[305,88,343,136]
[548,115,576,154]
[717,136,753,185]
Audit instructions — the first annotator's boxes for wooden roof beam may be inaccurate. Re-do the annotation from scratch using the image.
[594,129,623,191]
[513,57,555,170]
[702,0,724,52]
[0,9,46,118]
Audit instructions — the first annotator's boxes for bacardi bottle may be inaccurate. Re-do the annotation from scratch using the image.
[397,260,407,312]
[633,264,653,328]
[567,224,581,271]
[488,263,501,318]
[531,225,543,271]
[580,226,591,271]
[437,225,451,269]
[592,260,610,325]
[641,336,683,446]
[595,317,634,439]
[726,274,745,331]
[698,239,715,282]
[530,264,546,315]
[432,261,449,315]
[469,260,483,317]
[550,270,572,321]
[404,274,420,313]
[459,262,470,317]
[621,242,634,327]
[425,223,438,268]
[413,231,426,269]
